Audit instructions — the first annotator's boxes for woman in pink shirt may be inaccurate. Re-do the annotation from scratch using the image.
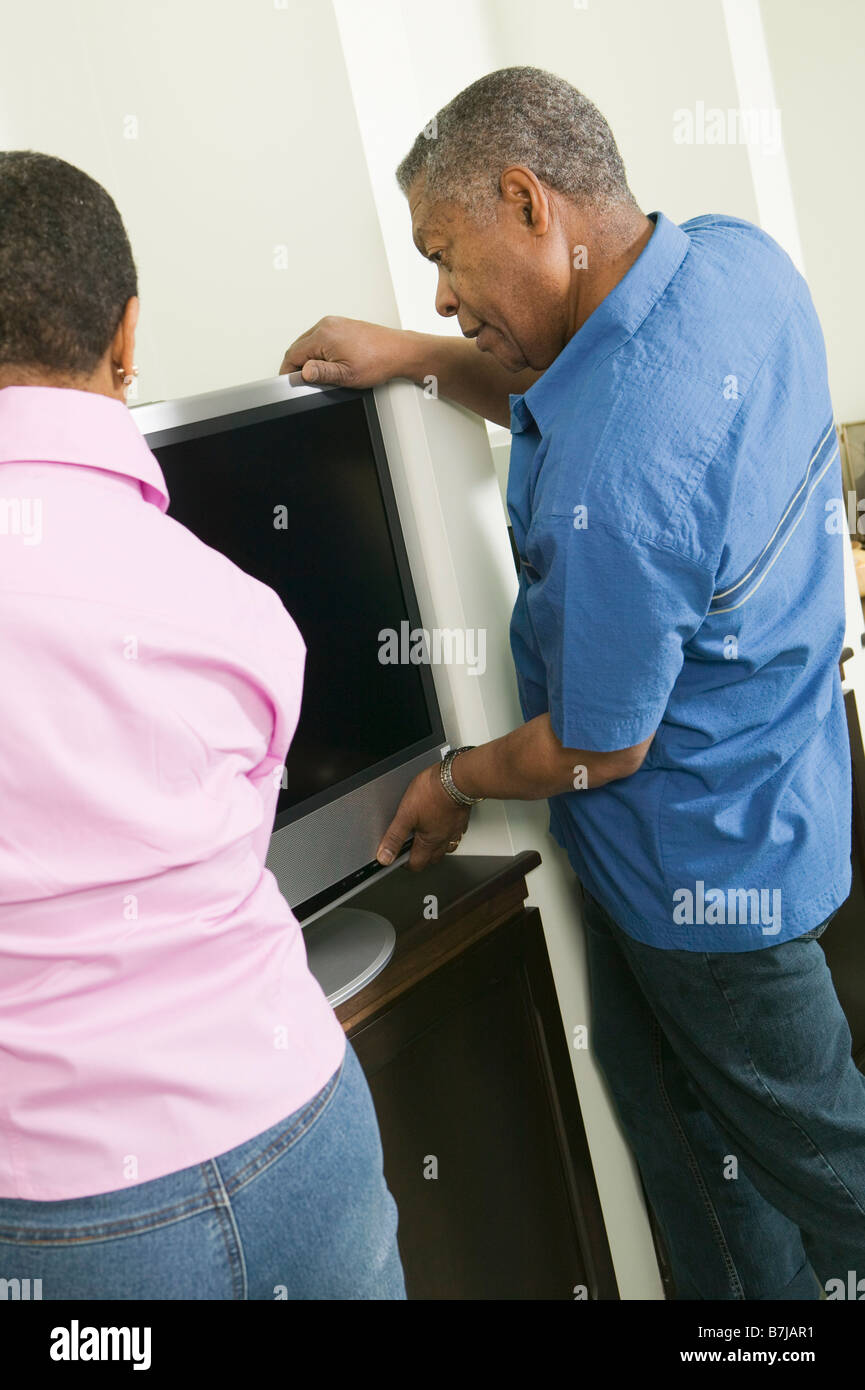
[0,151,405,1300]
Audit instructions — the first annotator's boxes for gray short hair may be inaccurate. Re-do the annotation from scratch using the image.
[396,66,635,219]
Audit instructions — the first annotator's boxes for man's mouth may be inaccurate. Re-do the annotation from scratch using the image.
[463,323,499,354]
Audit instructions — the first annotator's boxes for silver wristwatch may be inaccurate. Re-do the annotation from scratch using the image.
[439,745,485,806]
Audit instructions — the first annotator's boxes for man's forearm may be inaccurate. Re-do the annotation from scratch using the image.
[446,714,647,801]
[398,330,541,428]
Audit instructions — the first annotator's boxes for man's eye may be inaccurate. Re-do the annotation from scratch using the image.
[429,251,443,265]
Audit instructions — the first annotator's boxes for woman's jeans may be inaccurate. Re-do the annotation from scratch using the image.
[582,887,865,1300]
[0,1040,406,1300]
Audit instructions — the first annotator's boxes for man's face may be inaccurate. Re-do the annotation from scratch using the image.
[408,174,572,373]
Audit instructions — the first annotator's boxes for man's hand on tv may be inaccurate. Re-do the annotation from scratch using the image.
[376,763,470,872]
[279,316,408,389]
[279,316,539,427]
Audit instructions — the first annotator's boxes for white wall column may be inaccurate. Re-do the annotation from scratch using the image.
[332,0,665,1299]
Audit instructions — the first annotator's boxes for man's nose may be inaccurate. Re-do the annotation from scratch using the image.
[435,267,459,318]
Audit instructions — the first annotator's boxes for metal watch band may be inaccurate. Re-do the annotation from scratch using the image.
[440,746,485,806]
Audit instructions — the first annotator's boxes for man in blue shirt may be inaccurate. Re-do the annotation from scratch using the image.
[506,208,849,952]
[282,66,863,1299]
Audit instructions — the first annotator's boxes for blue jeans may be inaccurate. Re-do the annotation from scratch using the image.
[582,888,865,1299]
[0,1040,405,1300]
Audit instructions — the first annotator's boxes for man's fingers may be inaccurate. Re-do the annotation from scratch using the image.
[376,808,413,866]
[408,831,449,872]
[280,317,351,381]
[300,358,353,386]
[375,767,472,872]
[279,338,316,374]
[279,350,353,387]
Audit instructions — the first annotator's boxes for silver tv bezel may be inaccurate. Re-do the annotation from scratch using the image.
[132,375,448,926]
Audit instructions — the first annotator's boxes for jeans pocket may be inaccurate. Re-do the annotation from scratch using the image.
[224,1048,348,1193]
[580,888,615,937]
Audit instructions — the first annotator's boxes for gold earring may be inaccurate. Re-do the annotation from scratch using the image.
[115,365,139,388]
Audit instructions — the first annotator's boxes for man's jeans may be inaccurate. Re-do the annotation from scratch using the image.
[0,1041,405,1300]
[582,888,865,1300]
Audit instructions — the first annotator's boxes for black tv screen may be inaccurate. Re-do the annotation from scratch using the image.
[151,393,436,823]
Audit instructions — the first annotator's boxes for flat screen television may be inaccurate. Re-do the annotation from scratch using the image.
[132,376,447,936]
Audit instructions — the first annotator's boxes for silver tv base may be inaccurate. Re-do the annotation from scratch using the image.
[302,907,396,1007]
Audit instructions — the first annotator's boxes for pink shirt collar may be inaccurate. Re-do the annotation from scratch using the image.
[0,384,170,512]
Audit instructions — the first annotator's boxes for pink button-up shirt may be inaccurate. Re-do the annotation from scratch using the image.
[0,385,346,1200]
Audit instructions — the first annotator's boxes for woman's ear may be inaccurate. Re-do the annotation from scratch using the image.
[108,295,139,387]
[117,296,139,373]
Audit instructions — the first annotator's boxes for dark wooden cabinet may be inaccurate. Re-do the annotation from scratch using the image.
[334,853,619,1300]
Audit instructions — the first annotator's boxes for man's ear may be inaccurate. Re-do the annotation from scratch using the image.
[499,165,550,235]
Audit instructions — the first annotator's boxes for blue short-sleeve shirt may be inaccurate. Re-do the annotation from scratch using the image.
[508,210,851,951]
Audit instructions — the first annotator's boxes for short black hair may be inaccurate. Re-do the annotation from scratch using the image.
[0,151,138,375]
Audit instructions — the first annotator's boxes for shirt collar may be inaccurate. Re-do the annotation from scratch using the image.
[509,210,690,435]
[0,385,170,511]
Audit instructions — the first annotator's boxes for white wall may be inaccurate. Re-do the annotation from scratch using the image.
[0,0,400,405]
[482,0,759,226]
[760,0,865,424]
[333,0,665,1299]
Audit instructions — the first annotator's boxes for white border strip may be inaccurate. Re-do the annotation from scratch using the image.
[722,0,806,273]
